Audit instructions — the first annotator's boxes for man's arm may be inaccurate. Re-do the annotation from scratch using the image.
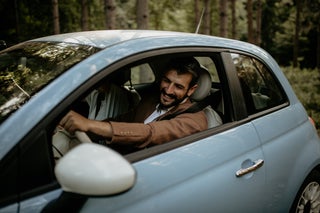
[110,110,208,148]
[60,109,207,149]
[59,110,113,139]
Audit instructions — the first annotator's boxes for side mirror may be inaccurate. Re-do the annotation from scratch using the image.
[54,143,136,196]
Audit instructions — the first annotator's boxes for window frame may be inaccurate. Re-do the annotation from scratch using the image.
[223,51,289,119]
[49,47,237,162]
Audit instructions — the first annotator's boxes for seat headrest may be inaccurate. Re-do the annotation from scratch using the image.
[191,66,211,101]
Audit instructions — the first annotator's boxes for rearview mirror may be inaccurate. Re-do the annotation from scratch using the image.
[54,143,136,196]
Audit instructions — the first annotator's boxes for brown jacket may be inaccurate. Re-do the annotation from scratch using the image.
[109,93,208,148]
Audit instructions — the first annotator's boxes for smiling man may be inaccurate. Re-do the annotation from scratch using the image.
[60,57,209,150]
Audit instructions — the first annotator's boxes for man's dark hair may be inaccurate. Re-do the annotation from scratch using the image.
[165,57,200,87]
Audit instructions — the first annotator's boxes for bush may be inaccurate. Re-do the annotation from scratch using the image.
[282,67,320,133]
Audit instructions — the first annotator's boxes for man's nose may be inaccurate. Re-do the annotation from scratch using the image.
[166,83,175,94]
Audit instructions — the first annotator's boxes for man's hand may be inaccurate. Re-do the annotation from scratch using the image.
[59,110,113,139]
[59,110,90,134]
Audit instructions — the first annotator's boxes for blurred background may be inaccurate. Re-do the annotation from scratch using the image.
[0,0,319,129]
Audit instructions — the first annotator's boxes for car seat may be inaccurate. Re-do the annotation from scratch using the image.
[191,66,222,128]
[88,68,141,120]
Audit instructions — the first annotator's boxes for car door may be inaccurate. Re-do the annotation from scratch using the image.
[77,51,267,212]
[228,52,314,212]
[0,128,62,213]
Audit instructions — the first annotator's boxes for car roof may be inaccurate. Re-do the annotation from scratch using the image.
[30,30,195,49]
[29,30,256,53]
[29,30,275,64]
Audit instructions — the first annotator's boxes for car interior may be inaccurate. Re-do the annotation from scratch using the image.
[52,54,227,159]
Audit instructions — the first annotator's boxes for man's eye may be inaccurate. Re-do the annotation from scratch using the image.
[162,78,170,83]
[176,85,184,90]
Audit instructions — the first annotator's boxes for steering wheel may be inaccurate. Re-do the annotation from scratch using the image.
[75,131,93,143]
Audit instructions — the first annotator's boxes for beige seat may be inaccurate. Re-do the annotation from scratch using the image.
[191,66,222,128]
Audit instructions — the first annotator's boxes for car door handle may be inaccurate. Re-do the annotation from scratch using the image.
[235,159,264,177]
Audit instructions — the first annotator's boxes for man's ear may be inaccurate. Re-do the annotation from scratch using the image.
[187,84,198,97]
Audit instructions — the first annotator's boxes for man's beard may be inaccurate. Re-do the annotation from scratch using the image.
[159,88,188,110]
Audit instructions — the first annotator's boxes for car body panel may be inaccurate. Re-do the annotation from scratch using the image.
[252,103,320,212]
[19,189,62,213]
[82,123,266,213]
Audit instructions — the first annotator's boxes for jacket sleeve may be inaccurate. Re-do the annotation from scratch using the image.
[109,110,208,148]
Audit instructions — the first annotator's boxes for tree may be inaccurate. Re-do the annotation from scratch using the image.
[136,0,148,29]
[194,0,200,31]
[52,0,60,34]
[256,0,262,46]
[298,0,320,69]
[203,0,211,35]
[105,0,116,29]
[219,0,228,37]
[293,0,302,67]
[81,0,89,31]
[230,0,236,39]
[247,0,254,43]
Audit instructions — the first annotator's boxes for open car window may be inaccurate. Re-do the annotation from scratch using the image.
[52,53,225,162]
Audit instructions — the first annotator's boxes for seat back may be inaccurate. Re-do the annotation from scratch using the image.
[191,66,223,128]
[191,66,212,101]
[89,69,141,120]
[203,106,223,128]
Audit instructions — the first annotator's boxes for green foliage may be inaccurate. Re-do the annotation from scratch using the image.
[0,0,319,68]
[282,67,320,130]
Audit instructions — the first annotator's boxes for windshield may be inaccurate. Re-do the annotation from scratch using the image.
[0,41,100,124]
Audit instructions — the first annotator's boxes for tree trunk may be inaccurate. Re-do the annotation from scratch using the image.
[14,0,20,41]
[52,0,60,34]
[203,0,211,35]
[247,0,254,43]
[293,0,301,67]
[81,0,89,31]
[219,0,228,37]
[230,0,236,39]
[136,0,148,29]
[256,0,262,46]
[195,0,200,30]
[105,0,116,29]
[317,25,320,69]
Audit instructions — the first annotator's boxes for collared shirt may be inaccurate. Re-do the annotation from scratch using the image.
[144,104,173,124]
[143,97,189,124]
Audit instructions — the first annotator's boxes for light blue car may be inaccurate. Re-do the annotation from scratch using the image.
[0,30,319,213]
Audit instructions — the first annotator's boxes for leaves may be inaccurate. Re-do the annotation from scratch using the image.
[282,67,320,129]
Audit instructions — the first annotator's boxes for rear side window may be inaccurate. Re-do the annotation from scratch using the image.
[128,63,155,85]
[195,56,220,83]
[231,53,286,115]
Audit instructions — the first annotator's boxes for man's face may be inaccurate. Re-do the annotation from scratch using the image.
[159,69,198,108]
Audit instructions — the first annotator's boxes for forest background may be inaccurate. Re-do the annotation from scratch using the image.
[0,0,319,130]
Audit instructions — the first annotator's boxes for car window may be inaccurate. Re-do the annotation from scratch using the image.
[128,63,155,85]
[51,54,225,158]
[0,42,100,124]
[231,53,286,115]
[195,56,220,83]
